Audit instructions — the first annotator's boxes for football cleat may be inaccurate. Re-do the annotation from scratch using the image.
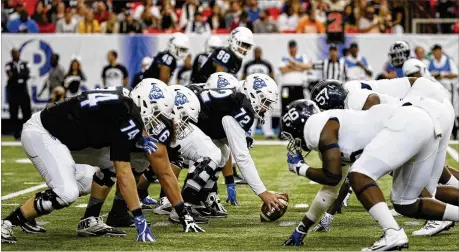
[169,205,208,224]
[207,192,228,216]
[234,174,248,184]
[342,190,352,207]
[141,204,153,211]
[362,228,408,251]
[1,220,17,244]
[77,217,127,237]
[21,219,46,234]
[141,195,157,206]
[313,213,334,232]
[412,220,455,236]
[106,212,135,228]
[390,209,402,217]
[154,197,173,215]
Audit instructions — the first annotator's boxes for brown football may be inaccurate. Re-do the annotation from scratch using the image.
[260,192,289,222]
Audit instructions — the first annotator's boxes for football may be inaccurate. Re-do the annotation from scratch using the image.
[260,192,289,222]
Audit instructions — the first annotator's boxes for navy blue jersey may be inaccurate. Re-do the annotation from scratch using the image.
[190,47,242,84]
[143,51,177,80]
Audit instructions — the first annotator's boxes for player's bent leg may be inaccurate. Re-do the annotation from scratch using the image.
[434,185,459,206]
[439,166,459,187]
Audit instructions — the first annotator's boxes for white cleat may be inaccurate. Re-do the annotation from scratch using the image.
[390,209,402,217]
[154,197,172,215]
[313,213,334,232]
[1,220,17,244]
[362,228,408,251]
[412,220,455,236]
[77,216,126,237]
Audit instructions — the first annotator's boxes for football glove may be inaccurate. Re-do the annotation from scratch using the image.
[167,145,184,167]
[134,214,156,242]
[282,225,307,246]
[136,136,159,155]
[287,151,309,177]
[179,206,205,233]
[246,136,254,149]
[226,183,239,206]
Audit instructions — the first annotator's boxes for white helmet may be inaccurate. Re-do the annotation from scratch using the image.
[403,58,428,77]
[205,36,222,54]
[204,72,239,91]
[170,85,201,139]
[129,78,174,135]
[168,32,190,60]
[228,27,255,59]
[244,73,278,123]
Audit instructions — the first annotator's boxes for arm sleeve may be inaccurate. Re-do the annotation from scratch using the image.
[222,116,267,195]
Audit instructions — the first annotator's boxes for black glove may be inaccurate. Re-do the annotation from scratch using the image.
[167,145,184,167]
[246,136,254,149]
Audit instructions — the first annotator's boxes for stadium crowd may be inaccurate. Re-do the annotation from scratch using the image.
[2,0,458,34]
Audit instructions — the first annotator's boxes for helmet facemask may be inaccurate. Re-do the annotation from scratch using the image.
[281,131,311,158]
[175,110,196,140]
[144,101,170,136]
[251,92,275,125]
[236,41,253,57]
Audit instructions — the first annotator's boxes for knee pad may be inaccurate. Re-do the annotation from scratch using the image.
[184,157,218,192]
[34,189,71,215]
[305,189,338,222]
[323,168,343,186]
[355,182,378,197]
[393,199,422,219]
[93,167,116,187]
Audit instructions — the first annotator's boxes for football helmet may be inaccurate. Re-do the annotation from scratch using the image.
[280,99,321,152]
[402,58,427,77]
[311,80,348,111]
[168,32,190,60]
[228,27,255,59]
[205,36,222,54]
[129,78,174,136]
[388,41,410,68]
[204,72,240,91]
[244,73,278,123]
[170,85,201,139]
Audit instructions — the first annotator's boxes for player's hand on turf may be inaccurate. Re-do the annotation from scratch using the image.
[226,183,239,206]
[179,207,205,233]
[282,227,306,246]
[136,136,159,155]
[134,214,156,242]
[287,150,304,174]
[259,191,287,212]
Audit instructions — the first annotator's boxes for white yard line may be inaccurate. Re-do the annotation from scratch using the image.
[75,204,88,208]
[294,204,309,209]
[446,146,459,162]
[1,183,47,201]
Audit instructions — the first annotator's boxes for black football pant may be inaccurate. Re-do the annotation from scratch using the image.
[8,93,32,139]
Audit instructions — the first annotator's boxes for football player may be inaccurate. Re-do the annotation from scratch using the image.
[281,98,459,250]
[143,32,190,84]
[190,36,222,83]
[383,41,411,78]
[190,27,254,84]
[1,82,165,243]
[71,80,204,235]
[180,72,286,217]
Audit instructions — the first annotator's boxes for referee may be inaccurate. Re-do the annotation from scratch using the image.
[312,44,347,81]
[242,47,275,139]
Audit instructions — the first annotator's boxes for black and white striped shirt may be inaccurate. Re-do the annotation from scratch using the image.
[313,58,347,81]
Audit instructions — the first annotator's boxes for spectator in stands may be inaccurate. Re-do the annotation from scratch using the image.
[3,0,16,17]
[216,0,231,14]
[390,0,405,33]
[207,4,226,30]
[134,0,161,25]
[436,0,456,33]
[119,10,142,34]
[160,1,178,30]
[94,1,110,23]
[46,0,62,24]
[230,11,253,31]
[246,0,261,23]
[2,9,8,32]
[377,4,392,33]
[253,9,279,33]
[78,10,100,33]
[38,54,65,99]
[55,2,65,22]
[100,12,119,33]
[314,1,328,24]
[224,0,242,29]
[74,4,87,24]
[343,4,357,28]
[322,0,349,11]
[7,10,39,33]
[132,56,153,88]
[296,7,325,33]
[179,0,201,30]
[277,3,299,32]
[31,1,50,26]
[64,58,86,97]
[56,8,78,33]
[344,42,373,80]
[414,46,430,66]
[358,5,380,33]
[139,5,157,29]
[8,2,25,21]
[185,11,211,35]
[102,50,129,88]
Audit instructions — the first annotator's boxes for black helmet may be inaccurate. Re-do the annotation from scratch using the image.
[389,41,410,68]
[281,99,320,152]
[311,80,348,111]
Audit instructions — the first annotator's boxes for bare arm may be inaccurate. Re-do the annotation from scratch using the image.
[114,161,141,211]
[362,94,381,110]
[159,65,171,84]
[215,63,227,72]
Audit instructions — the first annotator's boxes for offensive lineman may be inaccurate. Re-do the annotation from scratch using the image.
[143,32,190,84]
[1,85,162,243]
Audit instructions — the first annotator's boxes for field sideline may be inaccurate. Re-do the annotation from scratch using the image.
[1,136,458,251]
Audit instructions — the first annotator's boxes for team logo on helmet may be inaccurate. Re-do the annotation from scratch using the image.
[217,76,230,88]
[253,77,267,90]
[149,85,165,100]
[175,92,188,106]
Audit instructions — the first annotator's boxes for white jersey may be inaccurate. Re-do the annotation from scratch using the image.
[303,105,396,164]
[344,78,411,98]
